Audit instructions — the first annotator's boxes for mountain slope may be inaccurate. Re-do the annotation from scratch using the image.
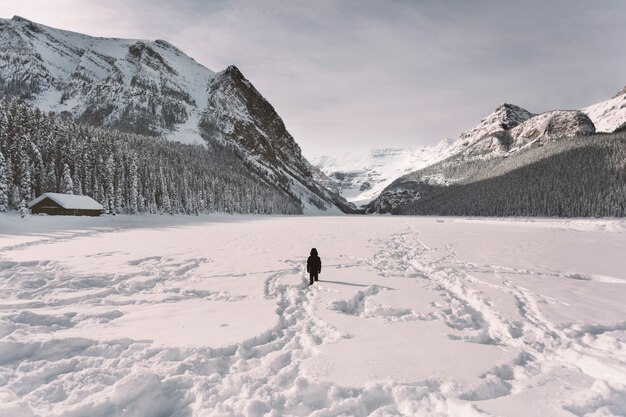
[0,16,211,141]
[0,16,349,213]
[583,85,626,133]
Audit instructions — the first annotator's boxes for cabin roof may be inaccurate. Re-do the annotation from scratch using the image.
[28,193,104,210]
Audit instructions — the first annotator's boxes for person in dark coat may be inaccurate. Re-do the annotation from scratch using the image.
[307,248,322,285]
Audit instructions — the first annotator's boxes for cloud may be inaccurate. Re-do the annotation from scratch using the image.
[1,0,625,157]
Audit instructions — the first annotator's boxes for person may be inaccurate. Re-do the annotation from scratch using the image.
[307,248,321,285]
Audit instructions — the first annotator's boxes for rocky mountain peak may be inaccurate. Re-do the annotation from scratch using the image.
[224,65,244,78]
[448,103,534,157]
[201,64,300,164]
[450,101,598,159]
[492,103,535,130]
[11,15,33,25]
[510,110,595,146]
[459,103,533,144]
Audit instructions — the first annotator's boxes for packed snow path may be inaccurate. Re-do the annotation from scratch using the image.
[0,215,625,417]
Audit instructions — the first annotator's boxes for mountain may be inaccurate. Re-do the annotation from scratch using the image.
[0,16,351,213]
[317,102,598,210]
[583,85,626,133]
[446,104,595,159]
[0,99,304,215]
[364,99,626,217]
[311,139,455,206]
[0,16,209,141]
[446,103,535,157]
[366,132,625,217]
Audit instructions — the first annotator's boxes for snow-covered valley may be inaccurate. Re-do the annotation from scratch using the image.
[0,214,624,417]
[311,141,455,206]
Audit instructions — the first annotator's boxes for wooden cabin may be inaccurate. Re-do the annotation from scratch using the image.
[28,193,104,216]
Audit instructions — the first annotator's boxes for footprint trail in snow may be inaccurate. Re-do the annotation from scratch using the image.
[0,216,624,416]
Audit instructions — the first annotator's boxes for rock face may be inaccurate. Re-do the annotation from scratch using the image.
[510,110,595,146]
[447,103,535,157]
[583,86,626,133]
[459,103,535,143]
[200,65,306,177]
[0,16,351,213]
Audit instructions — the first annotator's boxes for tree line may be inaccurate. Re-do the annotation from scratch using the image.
[0,98,302,215]
[369,133,626,217]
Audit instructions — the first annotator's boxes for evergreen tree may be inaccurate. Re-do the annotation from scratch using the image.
[105,156,115,213]
[18,199,28,218]
[128,155,139,214]
[0,151,8,211]
[62,163,74,194]
[19,150,32,201]
[44,164,57,194]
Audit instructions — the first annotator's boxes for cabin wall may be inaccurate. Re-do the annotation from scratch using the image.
[29,197,103,216]
[31,207,102,216]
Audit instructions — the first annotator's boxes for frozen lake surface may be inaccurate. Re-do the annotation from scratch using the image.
[0,214,625,417]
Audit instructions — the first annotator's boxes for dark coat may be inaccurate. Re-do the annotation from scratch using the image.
[307,248,321,274]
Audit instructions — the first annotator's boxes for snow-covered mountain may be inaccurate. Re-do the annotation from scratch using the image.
[312,139,455,206]
[0,16,210,141]
[365,92,626,215]
[315,102,597,208]
[0,16,351,213]
[583,85,626,133]
[448,103,535,156]
[447,104,595,160]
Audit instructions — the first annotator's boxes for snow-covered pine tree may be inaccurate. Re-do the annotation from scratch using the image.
[44,164,57,194]
[73,161,83,195]
[62,163,74,195]
[0,151,8,211]
[18,199,28,218]
[30,144,44,197]
[128,155,139,214]
[105,156,115,214]
[19,150,32,201]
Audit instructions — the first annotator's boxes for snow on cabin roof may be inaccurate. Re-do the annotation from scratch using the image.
[28,193,104,210]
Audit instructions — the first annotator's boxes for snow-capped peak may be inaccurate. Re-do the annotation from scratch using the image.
[458,103,534,145]
[583,85,626,133]
[312,139,455,206]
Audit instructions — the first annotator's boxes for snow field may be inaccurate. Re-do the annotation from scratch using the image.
[0,214,625,416]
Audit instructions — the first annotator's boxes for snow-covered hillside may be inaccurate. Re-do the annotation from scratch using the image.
[0,214,625,416]
[0,16,349,213]
[312,139,454,206]
[0,16,212,144]
[583,85,626,133]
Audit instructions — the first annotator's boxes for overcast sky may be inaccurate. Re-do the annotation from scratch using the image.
[1,0,625,157]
